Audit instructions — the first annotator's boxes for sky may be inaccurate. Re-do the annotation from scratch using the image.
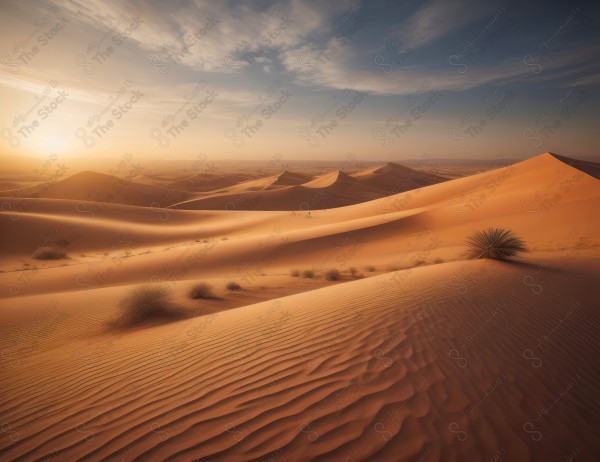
[0,0,598,162]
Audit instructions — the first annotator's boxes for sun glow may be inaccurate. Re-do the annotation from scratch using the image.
[44,136,65,151]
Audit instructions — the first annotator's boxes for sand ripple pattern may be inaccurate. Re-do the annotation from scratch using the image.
[1,260,599,461]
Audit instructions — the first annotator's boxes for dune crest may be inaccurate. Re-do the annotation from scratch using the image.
[351,162,448,192]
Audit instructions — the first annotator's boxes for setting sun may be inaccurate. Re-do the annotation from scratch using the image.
[43,135,65,151]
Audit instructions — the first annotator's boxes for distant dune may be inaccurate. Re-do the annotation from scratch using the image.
[167,172,257,193]
[351,161,448,192]
[0,171,190,207]
[0,162,451,212]
[169,171,384,211]
[170,163,446,211]
[201,170,313,196]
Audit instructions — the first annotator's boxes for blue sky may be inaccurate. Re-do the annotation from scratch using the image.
[1,0,598,160]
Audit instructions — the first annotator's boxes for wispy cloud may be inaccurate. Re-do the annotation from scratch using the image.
[392,0,496,51]
[45,0,358,73]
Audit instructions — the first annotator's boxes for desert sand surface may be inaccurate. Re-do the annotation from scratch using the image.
[1,153,599,461]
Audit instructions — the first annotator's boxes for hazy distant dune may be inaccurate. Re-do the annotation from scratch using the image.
[0,171,191,207]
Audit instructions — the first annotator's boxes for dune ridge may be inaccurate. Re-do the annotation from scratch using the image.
[168,164,445,211]
[351,162,448,192]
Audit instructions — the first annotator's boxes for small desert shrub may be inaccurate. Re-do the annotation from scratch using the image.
[54,239,70,248]
[226,281,242,292]
[325,269,340,281]
[290,269,300,277]
[349,267,358,277]
[302,270,315,278]
[34,247,67,260]
[413,259,426,266]
[434,258,444,264]
[365,265,376,272]
[189,282,214,299]
[465,227,528,260]
[115,286,177,328]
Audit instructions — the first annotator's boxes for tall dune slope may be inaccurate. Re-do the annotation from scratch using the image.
[0,261,598,460]
[549,153,600,180]
[0,171,191,207]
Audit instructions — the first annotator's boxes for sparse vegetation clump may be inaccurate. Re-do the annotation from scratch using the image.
[413,259,426,267]
[290,269,300,277]
[349,267,363,278]
[465,227,528,260]
[365,265,376,272]
[434,258,444,264]
[114,286,181,328]
[302,270,315,278]
[226,281,242,292]
[325,269,340,281]
[189,282,214,299]
[34,247,68,260]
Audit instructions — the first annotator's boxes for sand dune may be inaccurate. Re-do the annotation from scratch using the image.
[267,171,312,188]
[167,173,257,193]
[1,153,599,461]
[302,169,390,198]
[188,170,314,198]
[221,170,312,193]
[1,162,447,214]
[0,171,191,207]
[351,162,448,192]
[169,163,448,211]
[170,170,391,211]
